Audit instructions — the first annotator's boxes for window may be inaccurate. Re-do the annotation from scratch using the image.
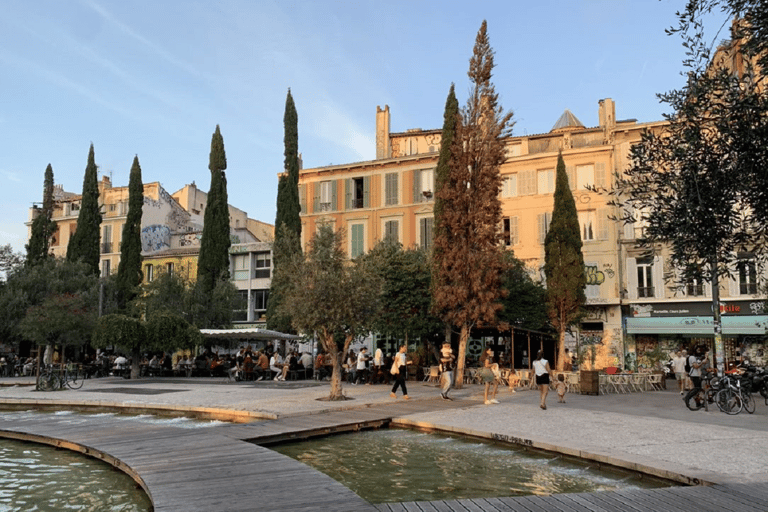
[738,255,758,295]
[505,144,521,158]
[633,206,650,239]
[253,252,271,279]
[233,290,249,322]
[419,217,434,250]
[232,254,249,281]
[319,181,333,211]
[578,211,596,241]
[686,278,704,297]
[519,170,536,195]
[384,220,399,244]
[576,164,595,190]
[350,224,364,258]
[166,262,174,275]
[501,175,517,198]
[352,177,364,209]
[537,169,554,194]
[101,225,112,254]
[101,259,110,276]
[502,217,518,246]
[145,264,154,282]
[537,212,552,244]
[413,168,435,202]
[385,173,399,206]
[636,257,655,298]
[253,289,269,316]
[585,262,600,298]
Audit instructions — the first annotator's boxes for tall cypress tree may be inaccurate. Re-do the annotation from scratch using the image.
[67,144,102,275]
[544,152,586,371]
[267,89,302,332]
[115,155,144,311]
[26,164,57,267]
[197,125,231,297]
[431,21,513,388]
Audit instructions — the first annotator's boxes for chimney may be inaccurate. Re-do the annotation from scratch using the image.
[376,105,391,159]
[598,98,615,129]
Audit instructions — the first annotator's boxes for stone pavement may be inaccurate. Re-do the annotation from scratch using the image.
[1,374,767,486]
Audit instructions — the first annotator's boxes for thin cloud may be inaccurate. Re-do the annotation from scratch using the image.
[313,102,375,163]
[82,0,200,77]
[1,170,22,183]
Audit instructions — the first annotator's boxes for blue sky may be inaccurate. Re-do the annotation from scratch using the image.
[1,0,729,254]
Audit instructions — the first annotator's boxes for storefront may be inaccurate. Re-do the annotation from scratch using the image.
[624,300,768,369]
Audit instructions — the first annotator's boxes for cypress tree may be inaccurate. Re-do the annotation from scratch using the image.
[115,155,144,311]
[544,151,586,371]
[267,89,302,332]
[431,21,513,387]
[26,164,57,267]
[67,144,102,275]
[197,125,231,297]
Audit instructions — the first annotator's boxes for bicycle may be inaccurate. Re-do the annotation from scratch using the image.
[714,373,746,415]
[36,364,84,391]
[684,371,718,411]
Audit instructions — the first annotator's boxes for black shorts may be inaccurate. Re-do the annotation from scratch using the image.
[536,373,550,386]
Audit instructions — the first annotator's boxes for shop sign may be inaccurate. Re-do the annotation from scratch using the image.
[630,300,765,318]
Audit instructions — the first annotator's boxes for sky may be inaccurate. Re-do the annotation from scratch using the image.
[0,0,731,255]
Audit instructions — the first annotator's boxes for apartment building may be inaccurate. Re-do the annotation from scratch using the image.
[297,99,768,369]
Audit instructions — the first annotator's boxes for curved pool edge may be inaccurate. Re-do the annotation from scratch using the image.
[391,417,723,487]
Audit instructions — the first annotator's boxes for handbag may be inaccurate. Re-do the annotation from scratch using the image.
[390,360,399,375]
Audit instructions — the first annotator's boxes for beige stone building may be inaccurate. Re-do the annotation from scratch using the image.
[298,99,767,369]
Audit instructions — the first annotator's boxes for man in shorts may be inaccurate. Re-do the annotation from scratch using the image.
[671,350,687,395]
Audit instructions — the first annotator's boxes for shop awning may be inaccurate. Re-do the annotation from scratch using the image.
[626,316,768,335]
[199,328,302,341]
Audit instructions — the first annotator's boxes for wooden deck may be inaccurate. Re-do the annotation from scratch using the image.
[2,399,768,511]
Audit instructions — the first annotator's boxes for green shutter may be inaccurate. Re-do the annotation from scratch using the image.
[312,182,319,213]
[363,176,370,208]
[413,169,421,203]
[332,180,338,211]
[345,178,351,210]
[299,184,307,214]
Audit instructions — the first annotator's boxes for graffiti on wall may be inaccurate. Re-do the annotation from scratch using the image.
[179,233,201,247]
[584,265,605,286]
[141,225,170,253]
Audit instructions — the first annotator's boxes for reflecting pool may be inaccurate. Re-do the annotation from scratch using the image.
[272,429,673,504]
[0,439,152,511]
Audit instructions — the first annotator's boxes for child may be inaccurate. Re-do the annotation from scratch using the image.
[556,373,567,403]
[507,368,520,392]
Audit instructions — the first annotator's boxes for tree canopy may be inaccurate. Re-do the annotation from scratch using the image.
[115,156,144,311]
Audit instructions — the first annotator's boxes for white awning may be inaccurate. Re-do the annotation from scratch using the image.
[626,316,768,335]
[199,328,302,341]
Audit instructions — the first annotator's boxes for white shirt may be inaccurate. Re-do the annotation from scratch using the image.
[374,349,383,366]
[356,351,368,370]
[533,358,548,376]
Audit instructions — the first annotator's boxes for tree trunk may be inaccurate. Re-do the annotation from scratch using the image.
[556,327,567,371]
[454,323,470,389]
[131,347,141,379]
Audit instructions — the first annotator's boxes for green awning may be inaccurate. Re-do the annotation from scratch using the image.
[626,316,768,335]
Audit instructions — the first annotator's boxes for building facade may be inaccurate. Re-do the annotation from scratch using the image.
[297,100,768,369]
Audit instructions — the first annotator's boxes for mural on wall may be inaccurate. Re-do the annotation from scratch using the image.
[141,225,171,253]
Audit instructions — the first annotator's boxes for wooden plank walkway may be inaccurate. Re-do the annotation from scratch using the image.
[2,400,768,511]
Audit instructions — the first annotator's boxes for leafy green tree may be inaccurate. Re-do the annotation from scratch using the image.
[0,244,24,282]
[66,144,102,275]
[544,152,585,371]
[145,311,201,355]
[26,164,57,267]
[366,241,442,347]
[431,21,513,387]
[497,251,549,332]
[115,156,144,311]
[197,125,231,298]
[1,259,99,359]
[19,292,97,358]
[93,314,146,379]
[268,90,303,333]
[278,225,382,400]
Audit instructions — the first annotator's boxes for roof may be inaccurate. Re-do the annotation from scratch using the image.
[551,109,585,131]
[199,328,302,340]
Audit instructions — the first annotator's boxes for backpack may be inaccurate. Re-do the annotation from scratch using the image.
[685,356,692,374]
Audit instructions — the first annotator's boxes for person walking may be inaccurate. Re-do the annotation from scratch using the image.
[439,343,455,400]
[671,350,687,395]
[479,347,500,405]
[390,345,411,400]
[533,350,551,410]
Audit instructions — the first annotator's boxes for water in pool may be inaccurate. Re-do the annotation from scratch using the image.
[0,438,152,511]
[271,428,673,504]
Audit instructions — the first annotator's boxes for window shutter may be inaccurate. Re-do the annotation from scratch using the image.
[538,213,549,244]
[312,183,320,213]
[566,166,576,190]
[413,169,422,203]
[345,178,351,210]
[363,176,370,208]
[623,208,634,240]
[627,258,638,300]
[597,208,609,240]
[510,216,519,245]
[332,180,338,211]
[595,162,607,189]
[653,256,665,299]
[299,184,307,214]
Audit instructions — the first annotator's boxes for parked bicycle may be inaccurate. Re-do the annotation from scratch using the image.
[36,364,84,391]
